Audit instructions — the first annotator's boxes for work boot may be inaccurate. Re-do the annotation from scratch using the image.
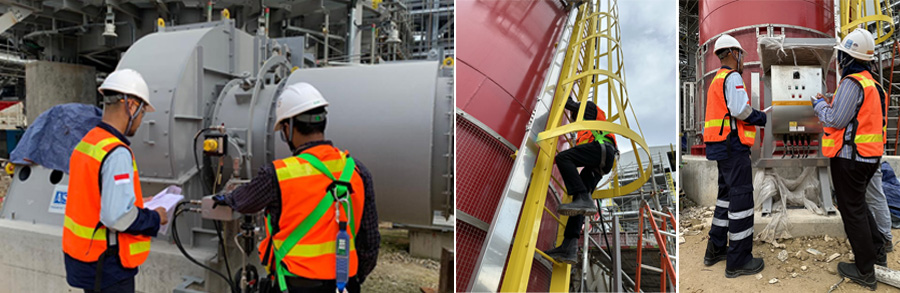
[704,242,727,266]
[877,246,887,267]
[886,237,894,253]
[557,192,597,216]
[545,238,578,265]
[725,258,765,278]
[838,262,877,291]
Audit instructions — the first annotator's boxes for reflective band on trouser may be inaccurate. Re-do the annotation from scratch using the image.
[822,72,885,158]
[63,126,149,268]
[728,208,754,220]
[716,200,729,208]
[703,68,756,146]
[729,227,754,241]
[712,218,729,227]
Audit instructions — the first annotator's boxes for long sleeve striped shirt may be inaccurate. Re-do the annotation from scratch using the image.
[813,78,879,163]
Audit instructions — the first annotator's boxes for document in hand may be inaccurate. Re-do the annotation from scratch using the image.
[144,185,184,235]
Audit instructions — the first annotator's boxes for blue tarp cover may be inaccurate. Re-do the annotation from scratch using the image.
[10,103,102,173]
[881,162,900,218]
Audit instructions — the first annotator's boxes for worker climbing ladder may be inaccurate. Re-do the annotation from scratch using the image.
[498,0,656,291]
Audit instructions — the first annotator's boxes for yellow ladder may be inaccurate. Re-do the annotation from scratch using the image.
[499,0,655,291]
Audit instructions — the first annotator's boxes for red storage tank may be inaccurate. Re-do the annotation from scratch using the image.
[693,0,835,146]
[456,0,568,291]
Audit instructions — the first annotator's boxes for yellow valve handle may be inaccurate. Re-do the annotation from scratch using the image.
[443,57,454,67]
[222,9,230,19]
[4,163,13,175]
[203,139,218,152]
[157,18,165,28]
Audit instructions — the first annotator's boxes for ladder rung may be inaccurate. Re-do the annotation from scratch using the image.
[668,254,677,261]
[640,264,663,273]
[648,209,672,219]
[659,231,676,238]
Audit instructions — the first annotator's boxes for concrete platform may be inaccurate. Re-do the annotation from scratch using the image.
[701,209,846,239]
[681,155,900,238]
[0,219,226,293]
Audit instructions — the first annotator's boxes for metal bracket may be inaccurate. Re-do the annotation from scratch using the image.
[173,275,205,293]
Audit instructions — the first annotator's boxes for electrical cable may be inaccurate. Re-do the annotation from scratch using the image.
[211,157,235,287]
[193,127,216,195]
[172,201,238,293]
[214,220,235,286]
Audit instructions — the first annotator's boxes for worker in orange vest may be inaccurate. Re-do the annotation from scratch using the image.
[812,28,887,290]
[545,96,618,264]
[63,69,168,293]
[213,82,379,293]
[702,34,767,278]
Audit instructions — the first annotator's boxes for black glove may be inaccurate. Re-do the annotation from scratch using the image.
[212,194,229,209]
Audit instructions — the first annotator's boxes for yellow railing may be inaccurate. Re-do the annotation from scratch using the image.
[499,0,654,291]
[840,0,894,44]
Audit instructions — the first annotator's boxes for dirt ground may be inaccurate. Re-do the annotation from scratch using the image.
[361,224,441,292]
[680,198,900,293]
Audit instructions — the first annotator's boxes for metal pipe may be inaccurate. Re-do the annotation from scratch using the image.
[321,0,329,65]
[285,25,345,41]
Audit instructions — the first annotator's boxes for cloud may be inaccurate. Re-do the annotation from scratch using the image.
[611,0,677,154]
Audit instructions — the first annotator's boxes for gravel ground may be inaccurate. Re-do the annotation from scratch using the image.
[361,225,441,292]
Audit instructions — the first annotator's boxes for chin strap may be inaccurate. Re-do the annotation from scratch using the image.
[122,96,145,136]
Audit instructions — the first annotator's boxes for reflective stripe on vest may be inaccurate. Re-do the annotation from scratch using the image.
[63,126,150,268]
[575,106,617,146]
[822,71,885,158]
[703,68,756,146]
[261,144,366,288]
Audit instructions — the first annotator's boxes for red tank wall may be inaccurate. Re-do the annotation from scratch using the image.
[456,0,568,290]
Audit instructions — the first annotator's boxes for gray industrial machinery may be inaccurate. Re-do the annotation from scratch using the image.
[0,18,452,291]
[754,37,838,215]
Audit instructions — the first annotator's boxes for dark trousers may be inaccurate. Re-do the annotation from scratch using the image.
[556,142,615,240]
[285,276,361,293]
[563,168,606,239]
[831,157,882,275]
[708,153,755,270]
[83,276,134,293]
[556,142,615,196]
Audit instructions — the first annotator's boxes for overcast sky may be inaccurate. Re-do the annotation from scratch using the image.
[612,0,677,154]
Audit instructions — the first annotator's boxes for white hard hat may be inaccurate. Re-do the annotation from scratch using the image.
[835,28,875,61]
[98,68,155,112]
[713,34,745,54]
[274,82,329,131]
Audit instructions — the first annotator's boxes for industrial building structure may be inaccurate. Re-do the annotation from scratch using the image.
[0,0,454,292]
[457,0,676,292]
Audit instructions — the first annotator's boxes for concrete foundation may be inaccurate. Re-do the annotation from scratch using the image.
[683,155,900,238]
[24,61,96,122]
[0,219,225,293]
[408,228,453,260]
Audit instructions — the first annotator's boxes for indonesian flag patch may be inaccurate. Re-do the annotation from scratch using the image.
[114,174,131,185]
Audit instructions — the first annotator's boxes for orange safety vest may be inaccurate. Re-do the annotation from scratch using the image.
[703,68,757,146]
[575,106,618,147]
[822,71,885,158]
[260,144,365,289]
[63,126,150,269]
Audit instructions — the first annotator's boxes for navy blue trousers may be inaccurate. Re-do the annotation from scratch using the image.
[708,153,755,270]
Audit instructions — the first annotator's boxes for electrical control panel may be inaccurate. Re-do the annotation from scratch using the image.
[771,65,823,134]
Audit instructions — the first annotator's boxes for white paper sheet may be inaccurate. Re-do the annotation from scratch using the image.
[144,185,183,235]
